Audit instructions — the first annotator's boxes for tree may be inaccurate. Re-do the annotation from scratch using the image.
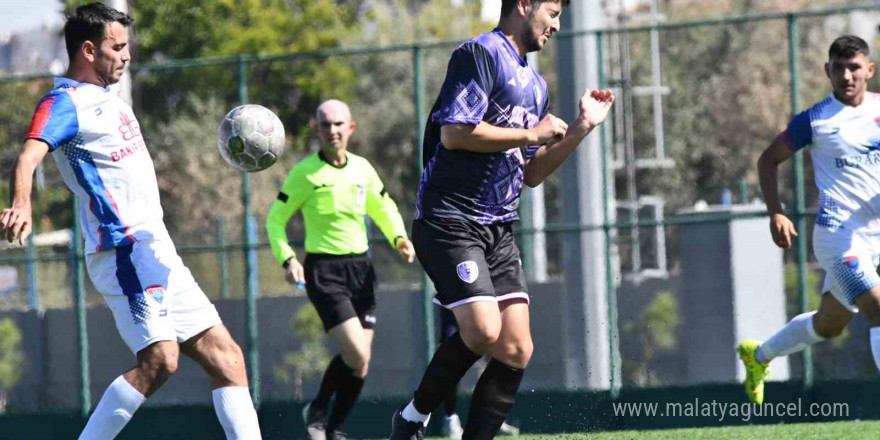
[273,304,330,400]
[0,318,25,414]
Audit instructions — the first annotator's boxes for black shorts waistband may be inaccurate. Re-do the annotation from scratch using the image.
[305,252,369,262]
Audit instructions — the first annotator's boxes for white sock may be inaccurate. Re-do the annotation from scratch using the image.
[212,386,262,440]
[401,400,431,424]
[78,375,146,440]
[870,327,880,372]
[756,311,823,363]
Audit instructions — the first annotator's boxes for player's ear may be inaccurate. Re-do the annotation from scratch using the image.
[81,40,98,63]
[516,0,532,17]
[867,62,876,79]
[349,121,358,133]
[824,62,831,79]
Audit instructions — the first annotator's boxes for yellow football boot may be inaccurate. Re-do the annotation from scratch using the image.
[737,339,769,405]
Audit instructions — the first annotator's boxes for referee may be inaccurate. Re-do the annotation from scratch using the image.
[266,99,415,440]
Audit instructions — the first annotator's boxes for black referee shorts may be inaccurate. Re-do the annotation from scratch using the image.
[412,218,529,309]
[304,253,377,332]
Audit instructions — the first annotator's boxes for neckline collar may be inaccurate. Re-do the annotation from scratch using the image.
[54,76,112,93]
[318,150,348,169]
[492,28,528,67]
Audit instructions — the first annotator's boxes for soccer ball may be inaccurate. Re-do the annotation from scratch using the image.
[217,104,285,172]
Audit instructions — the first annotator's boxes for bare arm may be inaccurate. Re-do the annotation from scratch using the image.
[757,135,798,249]
[523,90,615,187]
[1,139,50,244]
[440,115,567,153]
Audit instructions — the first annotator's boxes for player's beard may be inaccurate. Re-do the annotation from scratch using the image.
[523,30,542,53]
[95,52,120,87]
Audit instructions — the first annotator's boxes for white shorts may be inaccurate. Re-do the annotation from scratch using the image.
[814,227,880,312]
[86,239,222,354]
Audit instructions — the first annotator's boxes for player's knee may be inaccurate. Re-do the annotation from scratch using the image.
[344,347,370,375]
[462,325,501,354]
[139,347,179,383]
[495,338,533,368]
[814,318,847,338]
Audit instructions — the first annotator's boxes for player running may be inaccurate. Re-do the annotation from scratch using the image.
[738,35,880,405]
[266,99,415,440]
[0,4,261,439]
[388,0,614,438]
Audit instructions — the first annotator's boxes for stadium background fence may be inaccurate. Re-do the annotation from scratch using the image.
[2,4,880,438]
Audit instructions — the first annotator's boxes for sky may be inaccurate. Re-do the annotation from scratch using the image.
[3,0,63,35]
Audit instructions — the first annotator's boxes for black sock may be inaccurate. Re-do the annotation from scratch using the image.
[325,362,365,432]
[312,355,347,410]
[412,332,481,415]
[462,358,524,440]
[442,382,459,417]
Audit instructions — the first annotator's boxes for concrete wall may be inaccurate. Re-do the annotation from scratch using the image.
[1,282,575,411]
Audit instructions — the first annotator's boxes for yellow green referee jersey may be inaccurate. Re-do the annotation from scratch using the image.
[266,150,409,265]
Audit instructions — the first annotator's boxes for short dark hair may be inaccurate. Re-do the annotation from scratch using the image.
[63,2,134,61]
[500,0,570,17]
[828,35,870,60]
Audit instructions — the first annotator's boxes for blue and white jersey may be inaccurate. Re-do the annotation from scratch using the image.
[783,92,880,234]
[416,29,549,224]
[26,77,169,253]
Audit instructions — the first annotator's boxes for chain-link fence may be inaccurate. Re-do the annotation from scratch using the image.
[1,4,880,415]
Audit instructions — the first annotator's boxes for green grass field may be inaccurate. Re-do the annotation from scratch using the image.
[374,420,880,439]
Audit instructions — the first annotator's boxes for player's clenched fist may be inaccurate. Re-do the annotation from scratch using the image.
[0,206,32,246]
[568,89,615,138]
[531,114,568,144]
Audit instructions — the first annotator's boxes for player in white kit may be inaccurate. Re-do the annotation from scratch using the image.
[738,35,880,405]
[0,4,261,439]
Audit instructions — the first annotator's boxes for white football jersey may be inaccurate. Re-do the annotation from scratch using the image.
[26,77,169,253]
[783,92,880,234]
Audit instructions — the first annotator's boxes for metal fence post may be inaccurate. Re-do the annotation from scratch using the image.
[217,216,229,299]
[413,45,436,365]
[597,31,620,399]
[71,198,90,417]
[26,235,39,311]
[788,14,813,389]
[239,56,260,406]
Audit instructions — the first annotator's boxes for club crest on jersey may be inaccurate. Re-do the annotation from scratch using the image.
[145,286,165,304]
[845,256,860,270]
[457,261,479,284]
[356,185,367,207]
[118,111,141,141]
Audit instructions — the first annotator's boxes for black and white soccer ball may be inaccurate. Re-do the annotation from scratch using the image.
[217,104,285,172]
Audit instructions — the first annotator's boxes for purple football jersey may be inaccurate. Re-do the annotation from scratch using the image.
[416,29,550,224]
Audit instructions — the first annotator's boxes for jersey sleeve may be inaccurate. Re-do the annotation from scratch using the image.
[435,42,496,126]
[364,162,408,247]
[779,110,812,151]
[25,92,78,151]
[265,167,310,265]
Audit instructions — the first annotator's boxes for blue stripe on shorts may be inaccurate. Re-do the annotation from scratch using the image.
[115,245,149,324]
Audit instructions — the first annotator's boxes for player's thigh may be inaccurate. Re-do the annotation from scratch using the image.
[87,243,179,354]
[485,223,529,304]
[491,301,533,367]
[412,218,495,308]
[814,292,854,337]
[328,317,369,358]
[180,323,247,384]
[451,301,502,351]
[305,255,360,332]
[854,285,880,325]
[815,230,880,311]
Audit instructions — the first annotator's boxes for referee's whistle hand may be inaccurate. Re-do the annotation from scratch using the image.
[397,238,416,263]
[285,259,305,286]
